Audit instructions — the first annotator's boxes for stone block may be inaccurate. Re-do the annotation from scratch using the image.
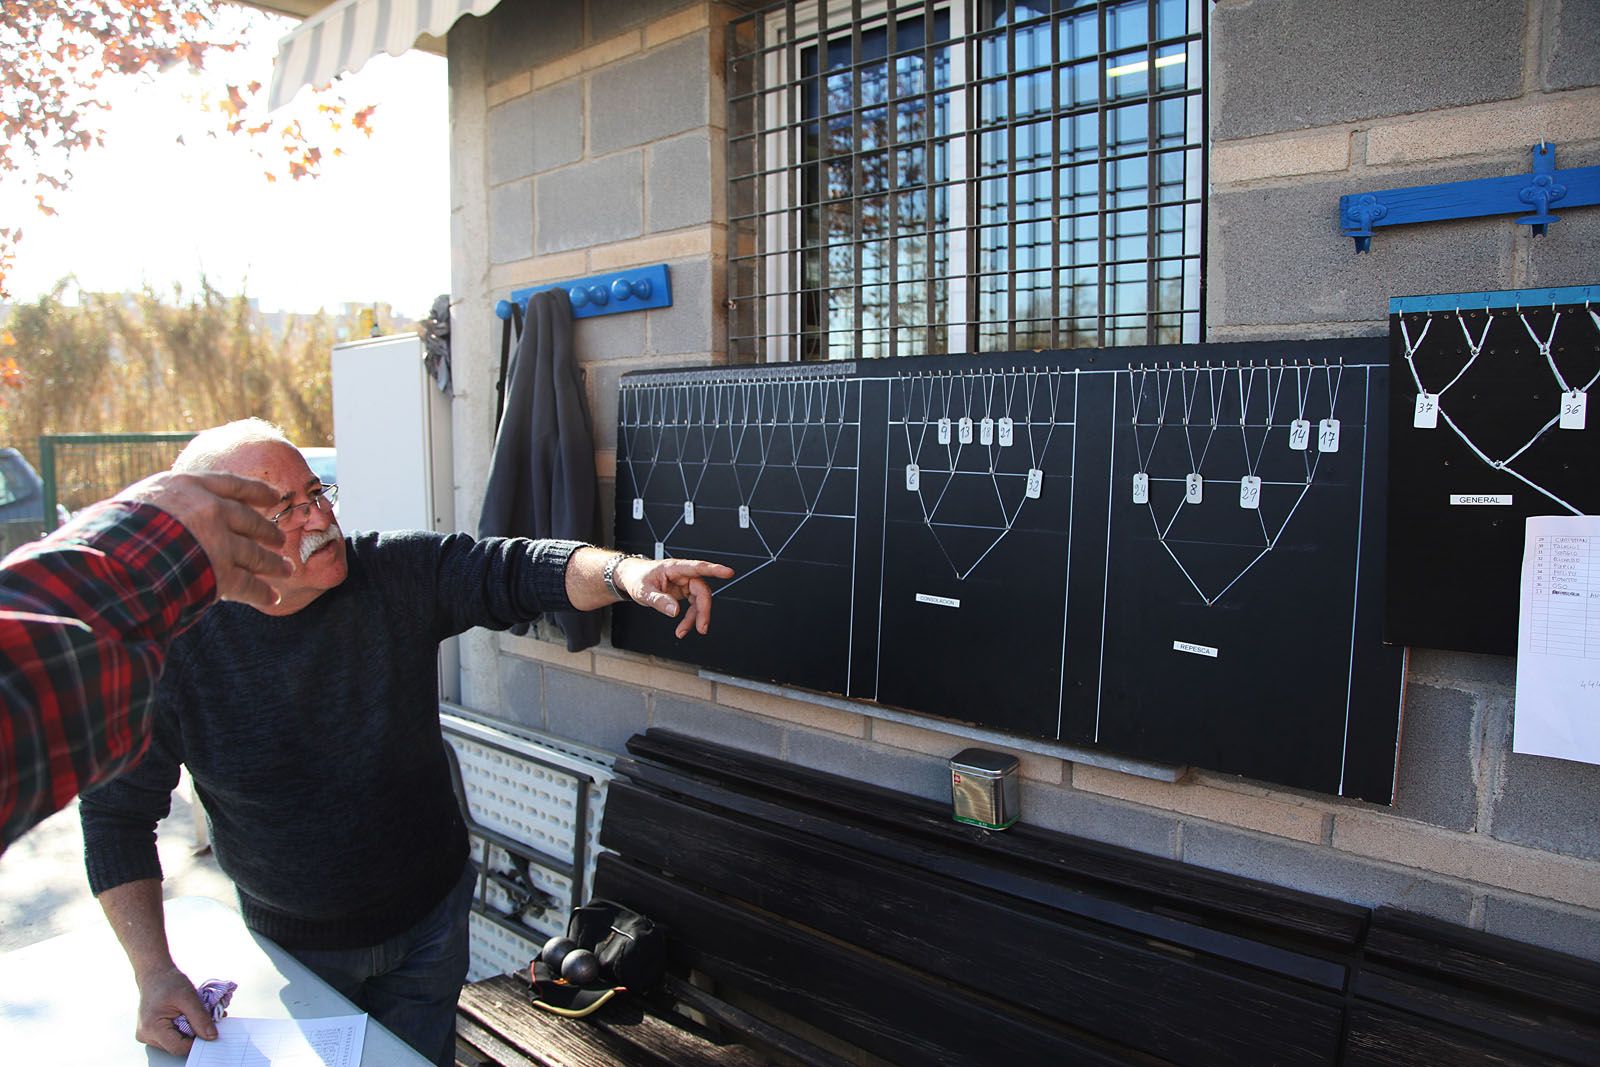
[1209,163,1516,328]
[535,152,644,254]
[1543,0,1600,90]
[646,5,711,49]
[489,179,533,264]
[531,82,584,173]
[1481,893,1600,963]
[1334,812,1600,908]
[785,730,949,802]
[574,304,648,364]
[1406,647,1514,691]
[716,683,866,736]
[1211,130,1350,185]
[648,132,713,232]
[1366,96,1600,167]
[651,693,786,756]
[592,0,698,36]
[485,0,583,85]
[1492,747,1600,861]
[488,94,535,186]
[591,229,714,271]
[1182,822,1475,922]
[590,36,709,155]
[1391,683,1478,832]
[1211,0,1524,141]
[650,258,712,355]
[1024,782,1180,859]
[495,653,544,730]
[543,667,649,755]
[594,653,714,700]
[1073,764,1326,842]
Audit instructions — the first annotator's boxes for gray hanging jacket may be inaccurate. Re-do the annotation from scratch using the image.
[479,289,600,651]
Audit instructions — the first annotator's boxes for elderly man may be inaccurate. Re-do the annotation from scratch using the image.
[80,418,732,1064]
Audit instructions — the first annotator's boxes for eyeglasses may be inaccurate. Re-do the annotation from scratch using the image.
[268,484,338,528]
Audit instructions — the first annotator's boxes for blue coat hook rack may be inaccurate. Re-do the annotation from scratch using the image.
[1339,144,1600,252]
[495,264,672,321]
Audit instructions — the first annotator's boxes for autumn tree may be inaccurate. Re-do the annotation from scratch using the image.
[0,1,375,296]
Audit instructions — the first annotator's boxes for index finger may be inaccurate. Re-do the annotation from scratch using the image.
[187,470,284,512]
[662,559,735,580]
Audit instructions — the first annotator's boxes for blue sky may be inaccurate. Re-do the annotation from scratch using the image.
[0,8,450,317]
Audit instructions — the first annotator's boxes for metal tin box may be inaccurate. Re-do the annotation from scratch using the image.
[949,748,1020,830]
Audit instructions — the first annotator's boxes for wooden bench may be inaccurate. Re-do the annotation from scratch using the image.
[456,729,1600,1066]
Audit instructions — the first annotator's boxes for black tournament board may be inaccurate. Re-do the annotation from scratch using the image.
[613,339,1405,802]
[1386,286,1600,655]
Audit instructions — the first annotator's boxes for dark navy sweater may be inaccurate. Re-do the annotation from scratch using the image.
[80,530,581,949]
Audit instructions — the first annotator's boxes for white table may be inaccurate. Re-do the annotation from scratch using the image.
[0,895,433,1065]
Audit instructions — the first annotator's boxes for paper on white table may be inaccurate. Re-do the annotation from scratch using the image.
[1514,514,1600,765]
[185,1014,367,1067]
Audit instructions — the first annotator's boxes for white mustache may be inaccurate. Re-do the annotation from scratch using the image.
[299,523,342,563]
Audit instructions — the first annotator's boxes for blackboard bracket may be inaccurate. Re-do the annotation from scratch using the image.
[701,672,1187,783]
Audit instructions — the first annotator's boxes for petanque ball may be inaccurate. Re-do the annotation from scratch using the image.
[560,948,602,985]
[540,935,578,970]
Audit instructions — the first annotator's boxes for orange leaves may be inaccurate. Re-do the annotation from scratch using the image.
[352,106,376,136]
[221,84,246,117]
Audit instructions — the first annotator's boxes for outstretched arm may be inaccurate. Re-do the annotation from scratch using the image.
[564,547,734,638]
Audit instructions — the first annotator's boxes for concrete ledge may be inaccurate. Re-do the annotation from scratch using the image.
[703,672,1186,782]
[871,719,1065,785]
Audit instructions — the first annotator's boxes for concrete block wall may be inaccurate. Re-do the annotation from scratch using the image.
[447,0,1600,964]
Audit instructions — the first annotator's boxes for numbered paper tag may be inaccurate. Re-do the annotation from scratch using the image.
[998,417,1014,446]
[1317,418,1341,453]
[1185,473,1204,504]
[653,542,665,560]
[958,417,974,444]
[1239,475,1261,510]
[1289,418,1311,451]
[937,417,951,444]
[1413,392,1439,429]
[631,497,644,520]
[905,463,920,491]
[1132,472,1149,505]
[738,504,750,529]
[979,417,994,445]
[683,501,696,525]
[1560,389,1587,430]
[1025,468,1043,499]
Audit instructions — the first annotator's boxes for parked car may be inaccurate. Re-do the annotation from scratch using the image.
[0,448,70,556]
[298,446,336,486]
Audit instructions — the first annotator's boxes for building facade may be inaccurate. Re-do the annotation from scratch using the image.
[442,0,1600,962]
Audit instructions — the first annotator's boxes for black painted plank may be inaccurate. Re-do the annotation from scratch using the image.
[664,976,856,1067]
[604,778,1341,1066]
[623,731,1365,947]
[1344,1003,1587,1067]
[1363,908,1600,1019]
[595,852,1174,1067]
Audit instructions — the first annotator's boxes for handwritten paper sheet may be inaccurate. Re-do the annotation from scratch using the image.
[185,1014,366,1067]
[1515,515,1600,765]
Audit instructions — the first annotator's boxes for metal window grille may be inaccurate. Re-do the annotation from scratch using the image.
[727,0,1207,362]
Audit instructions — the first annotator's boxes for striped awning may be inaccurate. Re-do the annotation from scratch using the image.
[268,0,504,109]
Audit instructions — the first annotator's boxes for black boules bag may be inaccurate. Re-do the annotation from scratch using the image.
[530,900,665,1017]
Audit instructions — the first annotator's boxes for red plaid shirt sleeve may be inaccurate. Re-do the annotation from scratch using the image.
[0,501,217,850]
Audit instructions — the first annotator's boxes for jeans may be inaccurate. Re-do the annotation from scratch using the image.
[288,861,474,1067]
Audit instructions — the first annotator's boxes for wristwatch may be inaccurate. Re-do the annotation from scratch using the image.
[602,552,642,603]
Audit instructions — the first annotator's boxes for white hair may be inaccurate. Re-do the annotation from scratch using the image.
[173,418,295,473]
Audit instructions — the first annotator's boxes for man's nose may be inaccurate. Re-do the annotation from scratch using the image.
[303,499,334,530]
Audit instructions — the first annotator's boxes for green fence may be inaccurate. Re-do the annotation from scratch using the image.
[40,432,197,521]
